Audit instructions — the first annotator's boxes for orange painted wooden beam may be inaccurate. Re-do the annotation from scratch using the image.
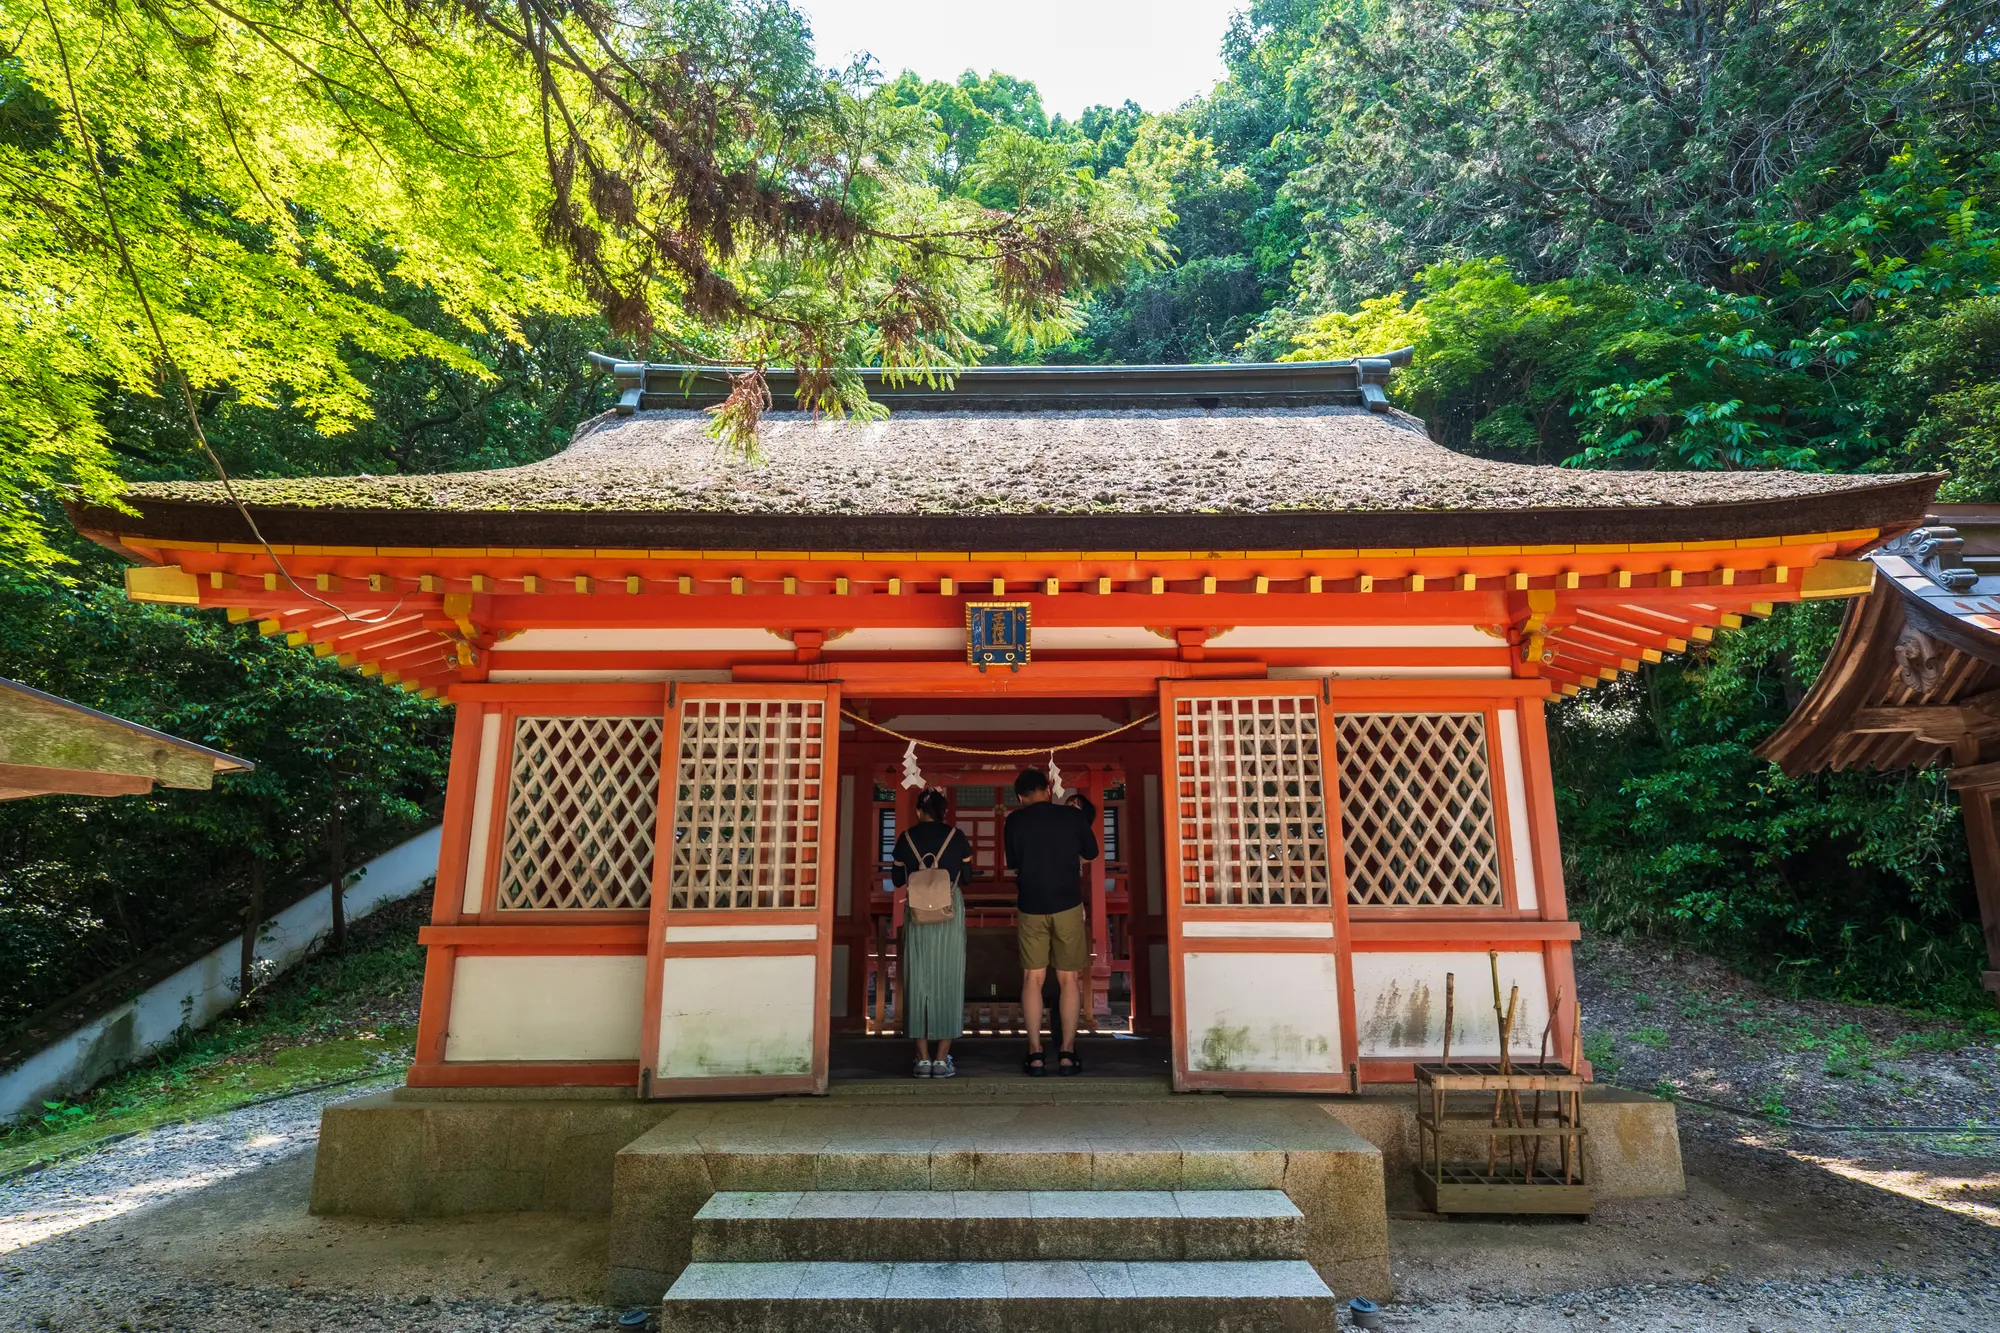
[173,583,1799,633]
[405,1061,639,1088]
[1572,608,1687,654]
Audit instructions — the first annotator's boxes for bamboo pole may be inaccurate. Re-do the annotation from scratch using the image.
[1528,986,1564,1182]
[1501,986,1521,1173]
[1487,953,1506,1175]
[1435,971,1455,1187]
[1441,972,1455,1069]
[1566,1003,1585,1184]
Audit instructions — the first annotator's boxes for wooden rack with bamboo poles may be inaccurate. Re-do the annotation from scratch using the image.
[1413,954,1594,1216]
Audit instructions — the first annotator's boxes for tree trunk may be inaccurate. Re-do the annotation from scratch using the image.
[328,807,347,952]
[239,854,265,1002]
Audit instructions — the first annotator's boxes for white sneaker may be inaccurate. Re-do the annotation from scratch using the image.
[933,1055,957,1079]
[913,1059,934,1078]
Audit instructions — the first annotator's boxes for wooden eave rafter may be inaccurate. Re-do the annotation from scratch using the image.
[104,531,1887,696]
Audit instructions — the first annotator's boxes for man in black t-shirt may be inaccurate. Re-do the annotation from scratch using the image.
[1004,768,1099,1076]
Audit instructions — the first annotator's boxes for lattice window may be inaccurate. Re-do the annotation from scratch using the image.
[496,715,663,911]
[1337,712,1503,908]
[668,698,827,910]
[1171,694,1331,907]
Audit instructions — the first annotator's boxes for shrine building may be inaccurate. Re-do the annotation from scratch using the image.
[75,356,1935,1100]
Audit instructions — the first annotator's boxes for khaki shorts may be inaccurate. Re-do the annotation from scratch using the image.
[1017,905,1088,973]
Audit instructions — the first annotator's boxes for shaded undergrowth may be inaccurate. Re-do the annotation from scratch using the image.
[0,896,427,1177]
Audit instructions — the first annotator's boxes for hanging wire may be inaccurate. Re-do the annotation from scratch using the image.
[45,0,404,628]
[840,709,1159,757]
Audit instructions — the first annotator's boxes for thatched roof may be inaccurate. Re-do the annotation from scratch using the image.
[78,360,1942,550]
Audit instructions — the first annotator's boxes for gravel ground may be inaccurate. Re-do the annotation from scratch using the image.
[1385,1275,2000,1332]
[0,1077,399,1256]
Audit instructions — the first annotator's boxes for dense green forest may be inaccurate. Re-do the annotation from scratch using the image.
[3,0,1995,1032]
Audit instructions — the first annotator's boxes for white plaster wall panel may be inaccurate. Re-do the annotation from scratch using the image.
[836,775,855,917]
[1351,950,1551,1059]
[655,953,817,1079]
[461,712,503,914]
[487,669,730,683]
[1148,942,1172,1018]
[879,713,1121,732]
[663,923,818,942]
[444,953,646,1062]
[1496,709,1539,910]
[2,827,441,1123]
[823,628,961,652]
[1033,627,1177,651]
[1209,625,1501,649]
[1181,951,1343,1073]
[1267,665,1513,680]
[494,628,790,653]
[818,627,1179,652]
[1182,920,1334,939]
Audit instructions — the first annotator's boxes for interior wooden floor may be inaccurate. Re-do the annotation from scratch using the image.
[828,1033,1172,1083]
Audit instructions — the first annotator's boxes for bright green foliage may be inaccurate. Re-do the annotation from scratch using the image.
[0,567,449,1027]
[1278,0,2000,299]
[1056,0,1322,363]
[1278,151,2000,478]
[1195,0,2000,1008]
[1551,606,1989,1013]
[1,0,1165,570]
[1,1,572,570]
[0,895,427,1171]
[877,70,1054,195]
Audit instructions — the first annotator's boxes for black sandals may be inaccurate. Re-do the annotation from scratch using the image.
[1023,1051,1047,1077]
[1057,1049,1081,1076]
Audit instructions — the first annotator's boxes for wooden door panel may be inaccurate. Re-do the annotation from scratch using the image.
[639,684,839,1098]
[1159,680,1356,1092]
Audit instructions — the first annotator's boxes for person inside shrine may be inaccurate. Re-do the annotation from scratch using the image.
[1006,770,1099,1076]
[890,789,972,1078]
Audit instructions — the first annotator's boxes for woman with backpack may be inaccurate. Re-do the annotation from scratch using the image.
[891,788,972,1078]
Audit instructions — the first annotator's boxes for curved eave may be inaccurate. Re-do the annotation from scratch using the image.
[1756,582,1908,774]
[1756,577,2000,774]
[67,474,1942,552]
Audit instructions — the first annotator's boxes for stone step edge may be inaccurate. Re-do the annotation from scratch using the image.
[665,1259,1335,1302]
[694,1188,1304,1222]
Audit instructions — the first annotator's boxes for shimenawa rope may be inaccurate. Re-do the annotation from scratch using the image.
[840,709,1158,757]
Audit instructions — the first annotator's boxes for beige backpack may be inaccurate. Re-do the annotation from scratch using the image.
[899,828,962,925]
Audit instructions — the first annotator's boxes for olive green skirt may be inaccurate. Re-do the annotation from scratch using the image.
[902,886,966,1041]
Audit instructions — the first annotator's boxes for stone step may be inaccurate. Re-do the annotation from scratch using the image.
[691,1189,1306,1263]
[607,1098,1390,1308]
[661,1259,1339,1333]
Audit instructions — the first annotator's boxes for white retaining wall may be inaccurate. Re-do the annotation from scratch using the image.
[0,826,442,1124]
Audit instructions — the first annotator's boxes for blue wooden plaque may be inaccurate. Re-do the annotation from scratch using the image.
[966,602,1031,671]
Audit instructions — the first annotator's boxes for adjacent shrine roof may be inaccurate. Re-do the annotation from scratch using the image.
[79,358,1940,551]
[1759,505,2000,775]
[0,677,252,800]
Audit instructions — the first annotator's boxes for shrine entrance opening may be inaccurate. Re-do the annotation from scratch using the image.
[829,696,1170,1073]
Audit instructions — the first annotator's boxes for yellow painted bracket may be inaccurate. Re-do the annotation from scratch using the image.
[1520,588,1557,663]
[442,593,480,643]
[124,565,200,605]
[1800,559,1874,600]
